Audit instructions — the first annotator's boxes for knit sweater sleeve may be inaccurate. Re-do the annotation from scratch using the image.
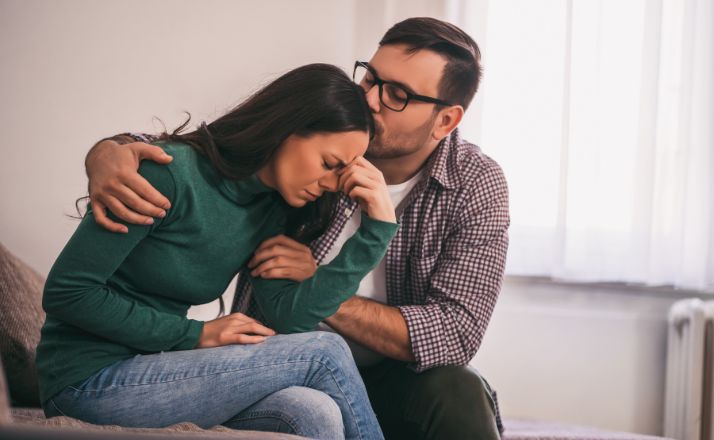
[249,213,398,334]
[42,160,203,352]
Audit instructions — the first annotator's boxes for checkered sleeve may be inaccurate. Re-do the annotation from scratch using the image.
[119,133,160,144]
[398,161,510,372]
[92,132,160,147]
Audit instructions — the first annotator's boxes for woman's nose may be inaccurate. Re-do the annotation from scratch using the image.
[319,171,340,192]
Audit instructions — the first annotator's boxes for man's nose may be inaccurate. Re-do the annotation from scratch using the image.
[319,171,340,192]
[365,85,381,113]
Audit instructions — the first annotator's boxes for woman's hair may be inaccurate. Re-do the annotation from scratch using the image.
[163,63,374,244]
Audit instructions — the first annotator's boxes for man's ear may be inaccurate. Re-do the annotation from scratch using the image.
[432,105,464,140]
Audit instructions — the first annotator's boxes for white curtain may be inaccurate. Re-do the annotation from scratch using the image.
[449,0,714,291]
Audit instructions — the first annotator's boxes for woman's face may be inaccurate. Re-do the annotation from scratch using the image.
[260,130,370,207]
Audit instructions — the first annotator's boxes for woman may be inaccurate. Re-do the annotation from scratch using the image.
[36,64,397,440]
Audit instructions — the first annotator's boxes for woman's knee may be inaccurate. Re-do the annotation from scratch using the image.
[301,331,355,367]
[272,387,345,439]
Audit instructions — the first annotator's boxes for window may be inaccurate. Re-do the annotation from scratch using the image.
[454,0,714,291]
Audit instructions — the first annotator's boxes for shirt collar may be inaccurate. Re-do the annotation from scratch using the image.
[423,128,462,190]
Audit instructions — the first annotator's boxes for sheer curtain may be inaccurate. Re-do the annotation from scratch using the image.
[449,0,714,291]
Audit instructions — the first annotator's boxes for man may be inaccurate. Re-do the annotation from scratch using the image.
[86,17,509,440]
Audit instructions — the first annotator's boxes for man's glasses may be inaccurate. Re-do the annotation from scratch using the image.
[353,61,454,112]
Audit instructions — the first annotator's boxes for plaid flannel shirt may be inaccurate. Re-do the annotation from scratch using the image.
[231,128,510,372]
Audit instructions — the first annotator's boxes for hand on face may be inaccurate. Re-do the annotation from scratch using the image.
[248,235,317,282]
[337,156,396,223]
[268,130,369,207]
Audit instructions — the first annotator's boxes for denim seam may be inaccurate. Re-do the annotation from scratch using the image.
[49,399,68,417]
[228,410,300,436]
[69,359,334,391]
[305,358,365,440]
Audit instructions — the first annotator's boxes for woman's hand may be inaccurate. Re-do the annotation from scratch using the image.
[197,312,276,348]
[87,139,173,233]
[338,157,396,223]
[248,235,317,282]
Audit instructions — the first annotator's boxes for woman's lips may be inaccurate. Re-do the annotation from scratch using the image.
[304,190,318,201]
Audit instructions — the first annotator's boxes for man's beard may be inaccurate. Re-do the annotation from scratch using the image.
[365,116,435,160]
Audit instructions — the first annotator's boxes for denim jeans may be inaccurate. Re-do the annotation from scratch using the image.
[44,332,384,440]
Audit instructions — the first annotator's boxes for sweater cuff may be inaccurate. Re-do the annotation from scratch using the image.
[359,213,400,238]
[175,319,204,350]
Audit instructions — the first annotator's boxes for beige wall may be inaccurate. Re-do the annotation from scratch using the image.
[0,0,359,276]
[474,277,682,436]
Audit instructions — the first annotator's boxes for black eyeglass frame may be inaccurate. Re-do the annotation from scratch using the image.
[353,61,454,112]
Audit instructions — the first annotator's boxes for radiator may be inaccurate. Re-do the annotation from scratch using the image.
[664,299,714,440]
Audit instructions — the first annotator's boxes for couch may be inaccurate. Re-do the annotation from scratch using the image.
[0,242,673,440]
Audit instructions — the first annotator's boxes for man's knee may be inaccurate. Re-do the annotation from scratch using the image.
[418,365,485,403]
[406,365,500,440]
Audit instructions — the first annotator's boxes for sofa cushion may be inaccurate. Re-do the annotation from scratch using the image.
[501,419,674,440]
[0,243,45,406]
[10,408,306,438]
[0,356,12,426]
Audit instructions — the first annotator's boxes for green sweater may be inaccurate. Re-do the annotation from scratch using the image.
[36,141,399,404]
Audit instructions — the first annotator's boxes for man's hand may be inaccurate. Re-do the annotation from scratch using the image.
[87,140,173,233]
[247,235,317,282]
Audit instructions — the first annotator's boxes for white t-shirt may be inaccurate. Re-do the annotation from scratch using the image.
[316,170,425,366]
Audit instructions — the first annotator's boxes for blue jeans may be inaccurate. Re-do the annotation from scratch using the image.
[44,332,384,440]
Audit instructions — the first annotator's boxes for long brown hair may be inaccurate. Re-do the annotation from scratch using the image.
[163,63,374,243]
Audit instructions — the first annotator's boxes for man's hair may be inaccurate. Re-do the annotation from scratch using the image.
[380,17,482,110]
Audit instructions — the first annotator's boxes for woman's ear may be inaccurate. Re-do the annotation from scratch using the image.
[432,105,464,140]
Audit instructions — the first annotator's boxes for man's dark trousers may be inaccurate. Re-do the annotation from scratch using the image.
[360,360,502,440]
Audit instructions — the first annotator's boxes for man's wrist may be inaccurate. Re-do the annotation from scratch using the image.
[326,297,416,362]
[85,135,136,177]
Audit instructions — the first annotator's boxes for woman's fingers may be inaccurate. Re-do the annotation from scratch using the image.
[248,236,315,278]
[199,313,276,348]
[249,244,304,270]
[339,164,382,185]
[337,163,384,195]
[250,248,305,274]
[235,321,276,336]
[251,257,316,282]
[347,186,372,206]
[232,334,267,344]
[338,157,385,182]
[340,171,379,197]
[228,313,260,324]
[258,268,295,280]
